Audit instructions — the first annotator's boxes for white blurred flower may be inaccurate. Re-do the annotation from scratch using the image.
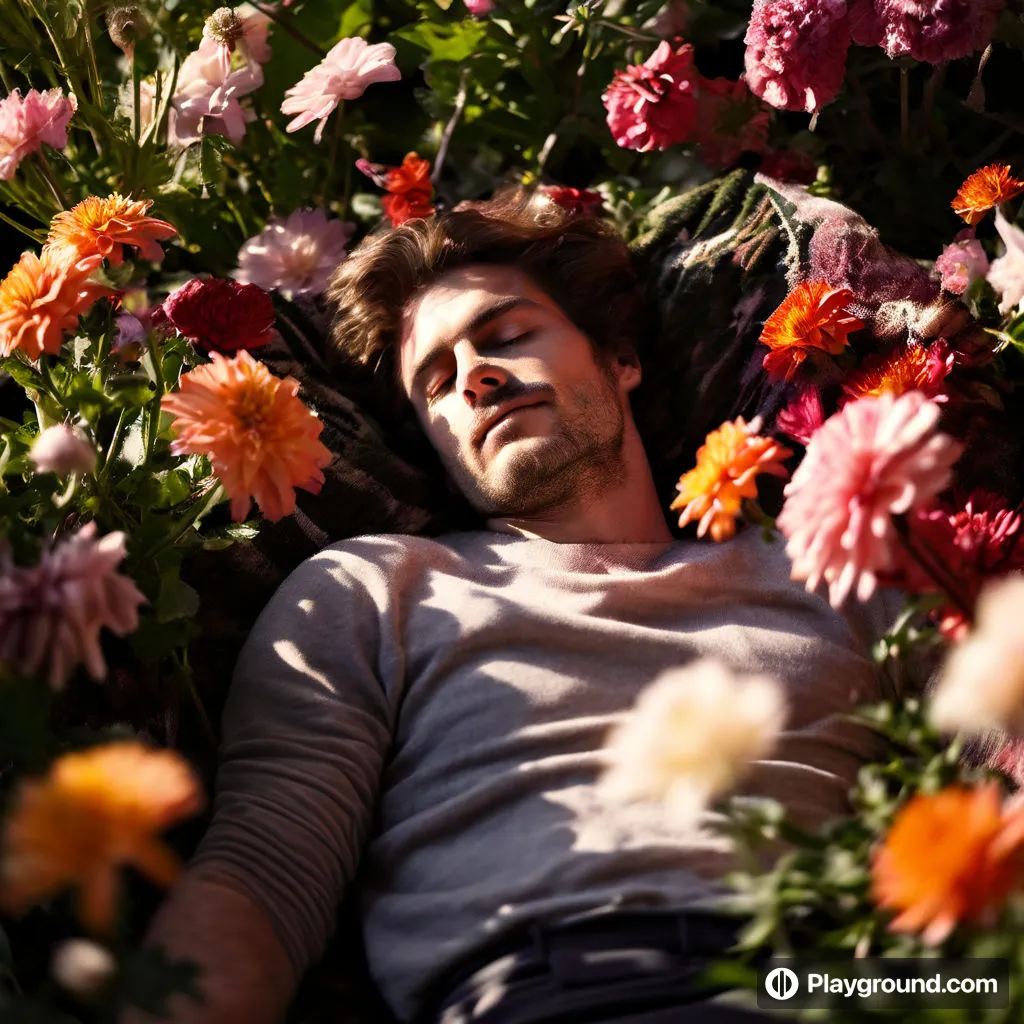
[29,425,96,476]
[600,658,786,825]
[51,939,116,999]
[931,575,1024,735]
[987,211,1024,317]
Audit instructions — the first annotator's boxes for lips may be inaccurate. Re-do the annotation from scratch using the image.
[476,398,546,447]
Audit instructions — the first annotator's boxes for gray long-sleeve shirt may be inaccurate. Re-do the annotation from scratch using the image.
[189,526,904,1021]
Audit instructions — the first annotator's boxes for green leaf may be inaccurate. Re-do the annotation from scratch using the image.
[395,19,488,64]
[156,576,200,624]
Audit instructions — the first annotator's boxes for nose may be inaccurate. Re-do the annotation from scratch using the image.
[457,351,508,407]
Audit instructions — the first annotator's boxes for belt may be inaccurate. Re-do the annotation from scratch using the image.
[416,906,753,1023]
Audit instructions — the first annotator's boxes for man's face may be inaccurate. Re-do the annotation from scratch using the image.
[399,264,640,518]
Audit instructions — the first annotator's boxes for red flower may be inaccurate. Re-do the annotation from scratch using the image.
[692,76,771,168]
[539,186,607,217]
[602,41,699,152]
[759,149,818,184]
[160,278,276,353]
[358,152,435,227]
[381,190,435,227]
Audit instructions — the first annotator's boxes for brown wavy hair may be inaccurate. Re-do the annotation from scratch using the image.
[325,189,650,402]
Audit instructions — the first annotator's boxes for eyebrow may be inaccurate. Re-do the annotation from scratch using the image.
[408,295,540,395]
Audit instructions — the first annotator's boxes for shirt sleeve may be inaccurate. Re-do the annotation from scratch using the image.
[188,547,394,977]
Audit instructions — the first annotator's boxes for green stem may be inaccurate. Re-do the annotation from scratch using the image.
[132,53,141,142]
[177,649,217,750]
[0,207,45,243]
[144,481,226,560]
[101,407,133,476]
[34,150,67,209]
[431,71,469,187]
[244,0,325,57]
[323,100,345,207]
[82,14,103,110]
[145,332,165,464]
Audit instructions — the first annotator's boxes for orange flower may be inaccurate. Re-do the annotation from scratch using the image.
[841,342,952,403]
[760,281,863,382]
[670,417,793,542]
[0,249,112,360]
[0,742,203,934]
[162,349,333,522]
[383,152,434,226]
[872,783,1024,946]
[952,164,1024,226]
[46,193,177,268]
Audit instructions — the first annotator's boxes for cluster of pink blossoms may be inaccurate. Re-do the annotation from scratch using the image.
[0,88,77,181]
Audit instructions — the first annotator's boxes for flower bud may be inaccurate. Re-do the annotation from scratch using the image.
[204,7,245,48]
[106,5,148,57]
[51,939,116,1000]
[30,425,97,477]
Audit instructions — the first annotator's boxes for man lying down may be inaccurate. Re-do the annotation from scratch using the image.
[136,192,906,1024]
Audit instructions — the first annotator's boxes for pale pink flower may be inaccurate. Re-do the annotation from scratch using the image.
[281,38,401,144]
[849,0,1004,65]
[464,0,494,14]
[0,524,146,690]
[237,3,273,64]
[29,425,96,476]
[645,0,689,37]
[987,211,1024,317]
[744,0,850,114]
[234,208,353,299]
[777,391,964,608]
[602,41,700,153]
[935,231,989,295]
[173,37,264,146]
[0,88,77,181]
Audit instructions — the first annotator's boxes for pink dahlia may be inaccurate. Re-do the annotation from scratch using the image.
[0,524,146,690]
[849,0,1004,65]
[173,37,263,146]
[464,0,495,14]
[775,386,826,445]
[602,41,700,152]
[744,0,850,115]
[235,208,354,299]
[935,231,990,295]
[693,76,771,168]
[776,391,963,607]
[0,88,77,181]
[281,38,401,144]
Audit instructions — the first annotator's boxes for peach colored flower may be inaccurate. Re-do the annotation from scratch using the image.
[46,194,177,269]
[0,524,146,690]
[759,280,863,382]
[951,164,1024,227]
[0,742,203,934]
[161,349,333,522]
[29,424,96,476]
[777,391,963,607]
[281,37,401,144]
[670,416,793,542]
[0,88,77,181]
[0,250,112,361]
[872,783,1024,945]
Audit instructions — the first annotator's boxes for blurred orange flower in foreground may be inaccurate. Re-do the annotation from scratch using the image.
[952,164,1024,227]
[162,349,333,522]
[0,249,111,360]
[0,742,203,934]
[46,193,177,268]
[759,280,863,382]
[872,783,1024,945]
[670,416,792,542]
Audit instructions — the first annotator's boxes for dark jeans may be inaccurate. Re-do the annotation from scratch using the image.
[419,907,783,1024]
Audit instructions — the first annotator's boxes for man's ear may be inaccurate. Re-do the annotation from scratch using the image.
[611,344,642,393]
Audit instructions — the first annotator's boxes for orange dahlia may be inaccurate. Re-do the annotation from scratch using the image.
[759,281,863,382]
[0,249,112,360]
[841,341,953,403]
[872,783,1024,946]
[162,349,333,522]
[0,742,203,934]
[670,416,793,542]
[46,193,177,268]
[952,164,1024,227]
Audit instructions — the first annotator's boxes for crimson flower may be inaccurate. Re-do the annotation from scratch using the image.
[539,186,607,217]
[160,278,276,352]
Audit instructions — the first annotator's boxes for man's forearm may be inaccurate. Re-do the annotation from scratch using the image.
[128,874,298,1024]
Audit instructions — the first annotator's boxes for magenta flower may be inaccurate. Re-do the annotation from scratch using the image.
[775,386,825,445]
[776,391,963,607]
[0,524,146,690]
[744,0,850,114]
[173,37,263,146]
[464,0,495,14]
[935,231,989,295]
[849,0,1004,65]
[281,38,401,144]
[235,208,354,300]
[602,41,700,152]
[0,88,77,181]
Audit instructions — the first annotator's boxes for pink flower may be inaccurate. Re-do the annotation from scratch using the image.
[0,524,146,690]
[236,4,273,64]
[744,0,850,114]
[776,391,963,607]
[0,88,77,181]
[760,148,818,183]
[645,0,689,37]
[775,386,825,445]
[935,231,990,295]
[172,37,263,146]
[281,38,401,144]
[692,76,771,168]
[602,41,699,152]
[29,425,96,476]
[234,208,354,299]
[849,0,1004,65]
[539,186,607,218]
[464,0,494,14]
[987,211,1024,317]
